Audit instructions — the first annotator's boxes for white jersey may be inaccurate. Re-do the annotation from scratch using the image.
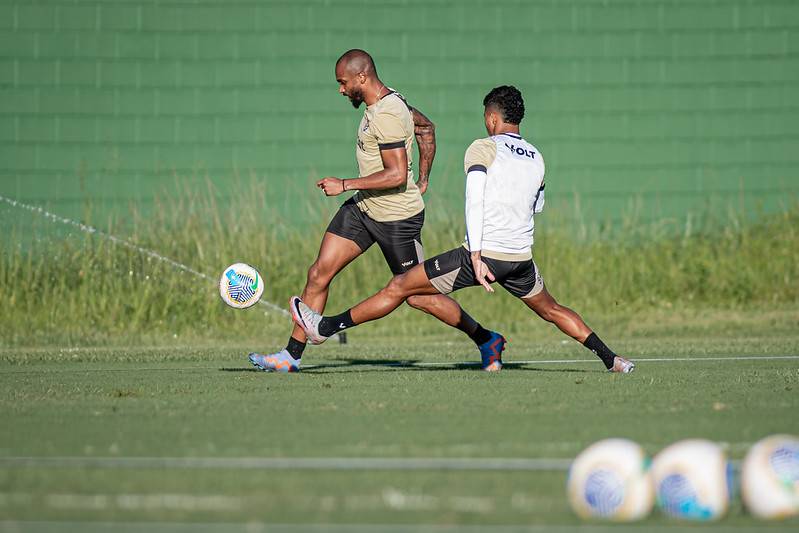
[463,133,545,260]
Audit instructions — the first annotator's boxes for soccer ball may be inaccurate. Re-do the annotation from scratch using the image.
[741,434,799,520]
[218,263,264,309]
[567,438,654,521]
[651,439,732,521]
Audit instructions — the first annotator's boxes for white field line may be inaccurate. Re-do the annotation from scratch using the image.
[0,456,573,471]
[302,354,799,369]
[0,194,289,317]
[45,492,242,512]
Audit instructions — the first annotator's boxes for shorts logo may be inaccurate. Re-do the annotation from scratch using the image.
[357,138,365,151]
[434,259,440,271]
[401,260,414,267]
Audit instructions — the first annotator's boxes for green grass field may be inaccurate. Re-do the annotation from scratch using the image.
[1,184,798,531]
[1,327,798,531]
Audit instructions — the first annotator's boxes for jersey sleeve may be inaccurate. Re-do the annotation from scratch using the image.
[371,107,410,150]
[463,138,497,173]
[464,166,488,251]
[533,183,545,214]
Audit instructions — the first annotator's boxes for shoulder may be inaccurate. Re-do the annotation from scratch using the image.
[464,138,497,172]
[467,137,497,152]
[378,93,411,116]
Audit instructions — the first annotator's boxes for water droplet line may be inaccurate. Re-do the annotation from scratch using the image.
[0,194,289,317]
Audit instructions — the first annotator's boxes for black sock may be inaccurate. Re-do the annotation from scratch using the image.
[583,332,616,369]
[318,310,356,337]
[470,324,493,346]
[286,337,306,360]
[456,310,493,346]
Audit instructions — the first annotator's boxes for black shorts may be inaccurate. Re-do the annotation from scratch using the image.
[423,246,544,298]
[326,198,425,275]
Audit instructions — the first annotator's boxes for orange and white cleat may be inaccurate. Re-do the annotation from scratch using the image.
[248,350,301,373]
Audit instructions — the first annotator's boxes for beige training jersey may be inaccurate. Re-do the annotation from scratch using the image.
[353,91,424,222]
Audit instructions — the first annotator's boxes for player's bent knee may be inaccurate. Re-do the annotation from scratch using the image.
[306,262,334,290]
[385,274,412,300]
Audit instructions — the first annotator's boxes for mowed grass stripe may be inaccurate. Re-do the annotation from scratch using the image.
[1,354,797,374]
[0,457,749,472]
[0,521,786,533]
[0,456,573,471]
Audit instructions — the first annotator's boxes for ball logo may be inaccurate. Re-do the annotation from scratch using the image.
[225,268,258,304]
[658,474,713,520]
[741,435,799,520]
[769,444,799,488]
[219,263,264,309]
[584,469,624,516]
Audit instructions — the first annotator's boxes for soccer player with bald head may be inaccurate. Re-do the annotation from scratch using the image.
[289,85,636,373]
[249,50,505,372]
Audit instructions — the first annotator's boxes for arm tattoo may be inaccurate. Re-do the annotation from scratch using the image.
[410,106,436,182]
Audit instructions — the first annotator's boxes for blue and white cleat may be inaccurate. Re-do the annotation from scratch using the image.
[248,349,301,373]
[478,331,506,372]
[289,296,329,345]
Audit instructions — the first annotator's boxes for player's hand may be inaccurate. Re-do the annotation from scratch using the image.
[416,175,429,195]
[470,251,495,293]
[317,177,345,196]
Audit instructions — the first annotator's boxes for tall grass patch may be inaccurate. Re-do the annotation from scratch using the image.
[1,180,797,347]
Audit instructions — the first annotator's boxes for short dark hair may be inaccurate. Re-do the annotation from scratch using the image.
[483,85,524,125]
[336,49,377,76]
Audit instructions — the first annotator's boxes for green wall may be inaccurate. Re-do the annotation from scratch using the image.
[1,0,798,226]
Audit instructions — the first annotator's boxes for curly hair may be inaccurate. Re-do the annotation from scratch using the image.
[482,85,525,125]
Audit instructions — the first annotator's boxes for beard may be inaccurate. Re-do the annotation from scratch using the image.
[347,88,364,108]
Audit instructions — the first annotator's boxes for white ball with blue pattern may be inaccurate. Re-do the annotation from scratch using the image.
[652,439,732,521]
[567,439,654,521]
[218,263,264,309]
[742,434,799,520]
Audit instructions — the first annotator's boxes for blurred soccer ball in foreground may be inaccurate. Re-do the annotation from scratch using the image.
[218,263,264,309]
[651,439,732,521]
[567,438,654,521]
[741,434,799,520]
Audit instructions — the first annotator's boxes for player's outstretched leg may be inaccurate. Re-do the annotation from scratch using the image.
[521,287,635,373]
[290,263,437,345]
[250,232,363,373]
[290,262,507,371]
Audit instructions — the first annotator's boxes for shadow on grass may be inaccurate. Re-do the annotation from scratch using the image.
[219,358,600,374]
